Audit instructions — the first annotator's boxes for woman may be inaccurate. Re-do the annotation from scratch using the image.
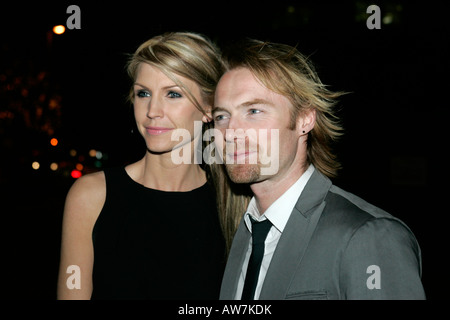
[57,32,248,299]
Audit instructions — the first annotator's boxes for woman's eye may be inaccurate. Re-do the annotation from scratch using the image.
[136,90,150,98]
[167,91,182,98]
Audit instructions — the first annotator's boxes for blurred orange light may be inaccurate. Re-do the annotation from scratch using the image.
[71,169,82,179]
[53,25,65,35]
[50,138,58,146]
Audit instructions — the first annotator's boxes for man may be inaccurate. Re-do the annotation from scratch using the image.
[212,39,425,300]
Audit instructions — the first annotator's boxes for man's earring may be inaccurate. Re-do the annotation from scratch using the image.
[302,130,306,134]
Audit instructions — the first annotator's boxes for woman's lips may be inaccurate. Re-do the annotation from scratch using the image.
[145,127,173,135]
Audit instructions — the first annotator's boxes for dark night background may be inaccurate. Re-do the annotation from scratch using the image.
[0,1,448,300]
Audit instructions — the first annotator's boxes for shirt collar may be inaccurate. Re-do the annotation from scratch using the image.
[244,164,315,233]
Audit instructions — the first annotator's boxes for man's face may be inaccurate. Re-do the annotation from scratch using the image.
[213,67,303,184]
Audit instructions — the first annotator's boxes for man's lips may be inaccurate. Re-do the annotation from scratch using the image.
[227,151,257,162]
[145,127,174,135]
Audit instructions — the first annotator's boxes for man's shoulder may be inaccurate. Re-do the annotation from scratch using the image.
[319,184,414,238]
[326,185,393,219]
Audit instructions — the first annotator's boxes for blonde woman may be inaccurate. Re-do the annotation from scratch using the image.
[57,32,248,300]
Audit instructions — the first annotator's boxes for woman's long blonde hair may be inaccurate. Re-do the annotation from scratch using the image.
[127,32,250,252]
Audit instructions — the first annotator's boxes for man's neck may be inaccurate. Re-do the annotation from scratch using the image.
[251,162,309,215]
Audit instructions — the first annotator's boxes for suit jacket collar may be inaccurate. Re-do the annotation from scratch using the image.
[259,169,332,299]
[294,168,332,218]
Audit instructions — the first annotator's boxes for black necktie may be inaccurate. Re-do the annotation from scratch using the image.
[241,217,272,300]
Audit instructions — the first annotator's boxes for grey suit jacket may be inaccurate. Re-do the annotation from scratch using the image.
[220,170,425,300]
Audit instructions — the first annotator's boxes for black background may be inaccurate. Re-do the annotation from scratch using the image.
[0,1,448,300]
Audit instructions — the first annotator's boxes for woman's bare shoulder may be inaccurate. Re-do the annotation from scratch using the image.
[68,170,105,198]
[64,170,106,223]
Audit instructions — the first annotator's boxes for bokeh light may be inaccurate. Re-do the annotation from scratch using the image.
[71,169,82,179]
[50,138,58,146]
[53,25,65,35]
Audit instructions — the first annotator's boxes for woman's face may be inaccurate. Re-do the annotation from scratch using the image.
[133,63,208,157]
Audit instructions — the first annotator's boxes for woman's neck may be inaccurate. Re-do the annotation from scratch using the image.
[127,151,207,192]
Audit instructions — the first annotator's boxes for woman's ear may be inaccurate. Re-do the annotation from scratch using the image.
[297,108,316,136]
[202,106,213,123]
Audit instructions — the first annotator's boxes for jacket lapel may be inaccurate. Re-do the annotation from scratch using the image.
[219,219,251,299]
[259,169,332,299]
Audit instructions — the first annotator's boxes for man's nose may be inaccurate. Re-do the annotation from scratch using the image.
[224,116,246,142]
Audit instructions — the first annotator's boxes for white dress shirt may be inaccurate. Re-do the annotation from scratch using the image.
[234,164,315,300]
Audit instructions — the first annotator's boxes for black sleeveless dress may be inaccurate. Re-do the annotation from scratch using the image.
[91,167,226,299]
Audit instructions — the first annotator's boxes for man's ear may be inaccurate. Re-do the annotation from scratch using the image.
[297,108,316,136]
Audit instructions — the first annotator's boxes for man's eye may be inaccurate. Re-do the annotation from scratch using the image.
[249,109,261,115]
[136,90,150,98]
[167,91,182,98]
[214,114,226,122]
